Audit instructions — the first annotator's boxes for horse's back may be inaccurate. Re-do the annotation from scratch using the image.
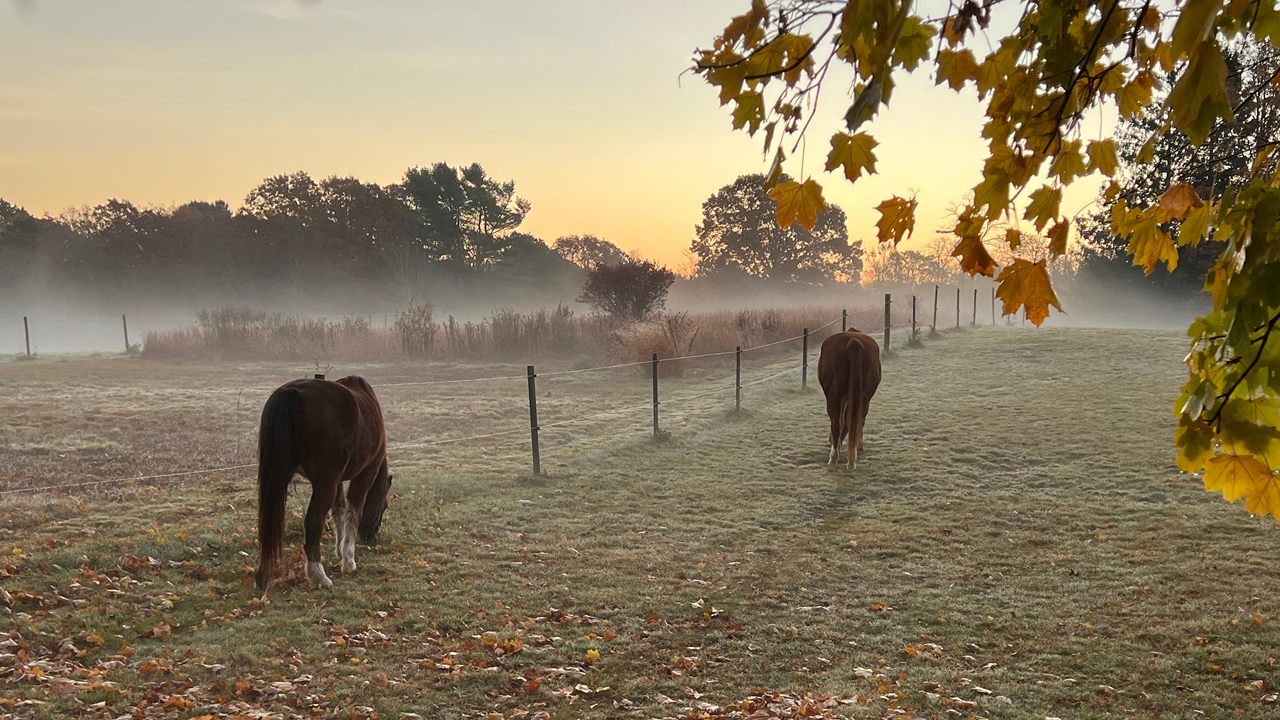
[819,330,881,395]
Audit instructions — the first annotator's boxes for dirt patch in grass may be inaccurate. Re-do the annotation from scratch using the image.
[2,327,1278,719]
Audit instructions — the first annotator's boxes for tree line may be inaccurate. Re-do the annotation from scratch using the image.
[0,163,871,311]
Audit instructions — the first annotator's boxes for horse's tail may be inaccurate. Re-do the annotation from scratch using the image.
[846,356,864,468]
[255,386,300,590]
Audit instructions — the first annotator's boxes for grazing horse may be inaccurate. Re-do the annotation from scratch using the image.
[817,329,882,467]
[254,376,391,590]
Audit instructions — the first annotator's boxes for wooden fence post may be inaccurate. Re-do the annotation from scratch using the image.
[651,353,660,437]
[842,309,847,332]
[972,288,978,326]
[883,294,891,351]
[527,365,541,476]
[956,287,961,328]
[23,316,30,359]
[735,346,742,411]
[991,287,996,325]
[802,328,809,390]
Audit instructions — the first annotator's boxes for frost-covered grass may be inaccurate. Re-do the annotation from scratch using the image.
[2,326,1278,720]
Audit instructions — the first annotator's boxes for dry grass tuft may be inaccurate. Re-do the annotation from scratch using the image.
[143,304,862,365]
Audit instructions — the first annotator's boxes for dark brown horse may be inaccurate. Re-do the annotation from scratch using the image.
[255,376,391,590]
[817,329,882,467]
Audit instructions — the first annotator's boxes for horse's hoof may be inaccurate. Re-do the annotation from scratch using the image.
[306,561,333,589]
[341,559,357,574]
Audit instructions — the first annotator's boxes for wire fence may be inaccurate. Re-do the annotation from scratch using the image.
[1,295,948,498]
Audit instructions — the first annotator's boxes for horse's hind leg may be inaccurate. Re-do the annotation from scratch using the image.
[304,476,339,589]
[827,397,844,465]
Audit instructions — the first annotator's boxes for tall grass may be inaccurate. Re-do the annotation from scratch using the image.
[144,303,899,365]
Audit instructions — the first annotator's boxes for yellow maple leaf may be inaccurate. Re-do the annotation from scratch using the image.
[875,195,917,244]
[1158,182,1204,220]
[1006,228,1022,250]
[1103,180,1122,202]
[744,35,790,78]
[1087,139,1118,177]
[976,42,1018,97]
[1246,474,1280,518]
[1047,220,1069,255]
[1117,81,1152,118]
[1110,198,1135,235]
[731,91,764,135]
[1178,202,1213,246]
[1024,185,1062,232]
[936,48,979,91]
[718,0,768,50]
[952,234,997,278]
[825,132,879,183]
[1048,139,1088,185]
[1127,208,1179,274]
[1171,0,1221,59]
[769,179,827,230]
[1175,416,1214,473]
[973,172,1011,219]
[995,259,1062,325]
[707,61,747,105]
[1202,453,1273,506]
[780,33,816,86]
[1169,41,1233,144]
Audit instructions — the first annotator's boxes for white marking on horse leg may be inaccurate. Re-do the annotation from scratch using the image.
[340,509,358,573]
[828,444,837,465]
[306,561,333,589]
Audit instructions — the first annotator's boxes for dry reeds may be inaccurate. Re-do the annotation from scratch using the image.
[143,304,865,365]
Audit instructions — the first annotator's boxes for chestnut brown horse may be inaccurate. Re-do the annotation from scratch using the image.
[817,329,882,467]
[255,376,391,590]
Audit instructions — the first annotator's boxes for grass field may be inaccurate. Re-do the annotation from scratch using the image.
[2,326,1279,720]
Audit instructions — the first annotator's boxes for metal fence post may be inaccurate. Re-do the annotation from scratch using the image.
[842,309,847,332]
[802,328,809,390]
[735,346,742,410]
[23,316,30,359]
[527,365,541,476]
[991,287,996,325]
[651,353,660,437]
[932,285,939,334]
[883,294,891,351]
[972,288,978,326]
[122,314,130,352]
[911,295,917,341]
[956,287,961,328]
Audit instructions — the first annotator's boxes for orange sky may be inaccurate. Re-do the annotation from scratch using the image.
[1,0,1106,267]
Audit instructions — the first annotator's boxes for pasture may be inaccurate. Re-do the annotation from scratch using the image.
[2,326,1278,720]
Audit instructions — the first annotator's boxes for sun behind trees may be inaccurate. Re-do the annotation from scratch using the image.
[693,0,1280,518]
